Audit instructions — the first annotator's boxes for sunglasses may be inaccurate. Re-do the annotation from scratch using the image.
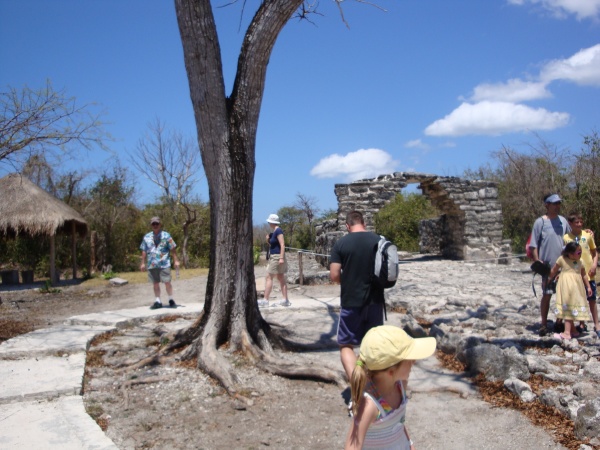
[551,202,561,205]
[151,223,160,226]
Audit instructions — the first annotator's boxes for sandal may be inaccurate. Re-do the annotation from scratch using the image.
[553,333,571,341]
[575,323,588,333]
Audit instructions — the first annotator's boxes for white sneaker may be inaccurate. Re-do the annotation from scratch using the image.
[273,299,291,307]
[257,299,269,308]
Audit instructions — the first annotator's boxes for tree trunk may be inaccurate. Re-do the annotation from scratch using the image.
[181,204,197,269]
[174,0,344,394]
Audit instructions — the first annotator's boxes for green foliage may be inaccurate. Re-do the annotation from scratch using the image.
[0,171,211,277]
[102,271,116,280]
[374,193,439,252]
[39,280,61,294]
[253,246,261,265]
[318,209,338,221]
[467,131,600,254]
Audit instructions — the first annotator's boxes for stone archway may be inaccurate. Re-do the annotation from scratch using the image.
[315,172,511,263]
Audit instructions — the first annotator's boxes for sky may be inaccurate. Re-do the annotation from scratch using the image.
[1,0,600,225]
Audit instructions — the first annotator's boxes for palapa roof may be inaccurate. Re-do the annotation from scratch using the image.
[0,173,88,238]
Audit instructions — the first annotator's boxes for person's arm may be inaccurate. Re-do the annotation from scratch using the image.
[140,250,147,271]
[344,398,378,450]
[330,262,341,283]
[590,247,597,280]
[277,232,285,264]
[404,425,415,450]
[171,248,180,268]
[530,218,543,261]
[548,262,560,281]
[580,266,592,296]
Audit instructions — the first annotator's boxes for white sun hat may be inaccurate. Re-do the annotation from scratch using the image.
[266,214,280,224]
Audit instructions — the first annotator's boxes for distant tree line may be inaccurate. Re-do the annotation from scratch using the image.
[0,163,211,277]
[465,131,600,255]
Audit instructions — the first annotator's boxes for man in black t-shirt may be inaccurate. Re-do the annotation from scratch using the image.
[330,211,384,380]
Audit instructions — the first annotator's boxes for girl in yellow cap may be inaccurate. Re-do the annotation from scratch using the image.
[345,325,436,450]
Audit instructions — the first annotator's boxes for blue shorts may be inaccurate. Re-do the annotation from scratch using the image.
[337,303,384,347]
[588,281,597,302]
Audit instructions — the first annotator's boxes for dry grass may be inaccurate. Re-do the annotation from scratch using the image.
[0,318,33,343]
[475,374,590,450]
[435,349,593,450]
[80,267,209,288]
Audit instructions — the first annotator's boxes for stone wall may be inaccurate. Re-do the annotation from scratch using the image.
[315,172,511,264]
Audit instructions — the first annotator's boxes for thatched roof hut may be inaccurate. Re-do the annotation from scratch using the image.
[0,173,88,285]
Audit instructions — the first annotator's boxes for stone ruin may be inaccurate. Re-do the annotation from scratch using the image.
[315,172,512,265]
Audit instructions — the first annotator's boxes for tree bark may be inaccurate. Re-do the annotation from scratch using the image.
[174,0,344,394]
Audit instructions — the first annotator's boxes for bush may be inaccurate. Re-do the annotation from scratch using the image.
[374,193,439,252]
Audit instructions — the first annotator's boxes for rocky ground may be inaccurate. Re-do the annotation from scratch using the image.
[1,253,599,449]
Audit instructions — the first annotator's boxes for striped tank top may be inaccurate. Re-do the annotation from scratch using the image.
[362,381,411,450]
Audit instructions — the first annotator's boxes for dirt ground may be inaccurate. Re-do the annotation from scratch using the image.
[0,267,571,450]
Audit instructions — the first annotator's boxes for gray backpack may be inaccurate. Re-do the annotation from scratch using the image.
[373,236,399,290]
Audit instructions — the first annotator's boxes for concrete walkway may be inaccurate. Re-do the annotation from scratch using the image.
[0,293,476,450]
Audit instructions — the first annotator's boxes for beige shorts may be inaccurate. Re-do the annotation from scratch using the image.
[148,268,171,283]
[267,254,287,275]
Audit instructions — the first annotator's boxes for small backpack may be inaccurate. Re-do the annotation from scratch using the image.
[373,236,399,289]
[525,234,534,259]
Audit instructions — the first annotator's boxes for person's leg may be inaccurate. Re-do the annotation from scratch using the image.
[264,274,274,300]
[590,300,600,331]
[276,273,288,303]
[340,345,357,381]
[540,293,551,327]
[153,282,161,298]
[165,281,173,297]
[337,307,361,380]
[564,320,574,338]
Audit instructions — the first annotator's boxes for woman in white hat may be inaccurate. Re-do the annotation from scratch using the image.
[259,214,290,307]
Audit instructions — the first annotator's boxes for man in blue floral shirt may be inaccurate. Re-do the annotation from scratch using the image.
[140,216,180,309]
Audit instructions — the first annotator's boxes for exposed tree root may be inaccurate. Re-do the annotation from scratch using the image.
[114,310,345,403]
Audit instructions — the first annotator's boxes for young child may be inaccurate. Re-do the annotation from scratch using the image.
[563,212,600,337]
[345,325,436,450]
[550,241,592,340]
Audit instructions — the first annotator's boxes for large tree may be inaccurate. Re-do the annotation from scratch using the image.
[161,0,346,396]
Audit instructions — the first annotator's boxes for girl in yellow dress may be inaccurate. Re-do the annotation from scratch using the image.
[549,241,592,340]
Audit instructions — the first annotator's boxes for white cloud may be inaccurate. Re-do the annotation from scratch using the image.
[507,0,600,20]
[540,44,600,86]
[424,101,570,137]
[404,139,430,150]
[310,148,399,182]
[470,78,551,102]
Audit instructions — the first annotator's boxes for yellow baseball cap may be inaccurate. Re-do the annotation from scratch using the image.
[359,325,437,371]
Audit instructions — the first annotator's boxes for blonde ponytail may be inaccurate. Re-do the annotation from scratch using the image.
[350,359,368,417]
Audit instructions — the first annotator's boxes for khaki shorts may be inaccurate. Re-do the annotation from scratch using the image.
[267,254,287,275]
[148,268,171,283]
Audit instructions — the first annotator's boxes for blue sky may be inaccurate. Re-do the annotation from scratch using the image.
[1,0,599,224]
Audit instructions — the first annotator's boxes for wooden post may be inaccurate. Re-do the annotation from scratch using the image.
[90,231,97,274]
[71,221,77,280]
[50,234,57,286]
[298,251,304,286]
